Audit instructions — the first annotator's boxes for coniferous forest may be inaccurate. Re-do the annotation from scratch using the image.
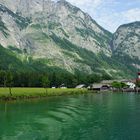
[0,70,112,88]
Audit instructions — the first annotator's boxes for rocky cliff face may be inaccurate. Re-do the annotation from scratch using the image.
[0,0,114,74]
[112,21,140,70]
[112,21,140,58]
[0,0,139,78]
[1,0,112,53]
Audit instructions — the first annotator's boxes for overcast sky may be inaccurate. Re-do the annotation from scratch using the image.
[60,0,140,32]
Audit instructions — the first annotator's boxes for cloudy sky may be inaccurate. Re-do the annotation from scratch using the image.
[62,0,140,32]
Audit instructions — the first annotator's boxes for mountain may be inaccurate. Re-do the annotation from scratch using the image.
[112,21,140,58]
[0,0,139,79]
[112,21,140,74]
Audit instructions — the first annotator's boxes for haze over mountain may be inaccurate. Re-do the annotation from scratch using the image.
[0,0,140,79]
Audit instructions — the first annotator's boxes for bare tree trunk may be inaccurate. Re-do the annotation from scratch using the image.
[4,77,6,87]
[9,87,12,96]
[46,88,48,94]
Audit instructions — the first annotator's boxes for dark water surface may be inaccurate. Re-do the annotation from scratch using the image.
[0,93,140,140]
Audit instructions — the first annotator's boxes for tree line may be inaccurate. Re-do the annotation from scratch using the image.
[0,70,112,89]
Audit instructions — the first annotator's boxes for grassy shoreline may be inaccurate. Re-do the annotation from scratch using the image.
[0,88,88,101]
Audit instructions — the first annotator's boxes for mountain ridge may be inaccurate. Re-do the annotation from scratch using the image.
[0,0,140,79]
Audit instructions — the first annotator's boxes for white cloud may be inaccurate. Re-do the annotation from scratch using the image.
[95,8,140,32]
[122,8,140,21]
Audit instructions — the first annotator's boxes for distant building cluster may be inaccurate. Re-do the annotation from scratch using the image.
[75,72,140,92]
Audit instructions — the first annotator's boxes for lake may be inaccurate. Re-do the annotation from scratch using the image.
[0,93,140,140]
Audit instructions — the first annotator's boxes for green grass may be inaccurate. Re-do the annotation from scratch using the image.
[0,88,88,100]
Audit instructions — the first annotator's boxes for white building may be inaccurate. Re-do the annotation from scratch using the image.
[126,82,136,89]
[76,84,86,89]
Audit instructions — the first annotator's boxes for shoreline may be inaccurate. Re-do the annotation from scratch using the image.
[0,88,88,101]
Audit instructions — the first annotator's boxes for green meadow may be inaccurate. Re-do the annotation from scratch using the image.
[0,88,88,100]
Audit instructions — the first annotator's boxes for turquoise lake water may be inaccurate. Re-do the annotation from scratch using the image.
[0,93,140,140]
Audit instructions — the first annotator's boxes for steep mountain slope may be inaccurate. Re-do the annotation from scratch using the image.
[112,21,140,57]
[0,0,114,74]
[0,0,112,54]
[0,43,78,77]
[112,21,140,72]
[0,0,138,78]
[0,44,31,71]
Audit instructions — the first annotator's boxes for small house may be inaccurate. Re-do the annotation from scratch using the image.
[90,83,111,91]
[90,83,103,91]
[76,84,86,89]
[59,84,67,89]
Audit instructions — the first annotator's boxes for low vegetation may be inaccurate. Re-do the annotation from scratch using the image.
[0,88,88,100]
[111,81,127,89]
